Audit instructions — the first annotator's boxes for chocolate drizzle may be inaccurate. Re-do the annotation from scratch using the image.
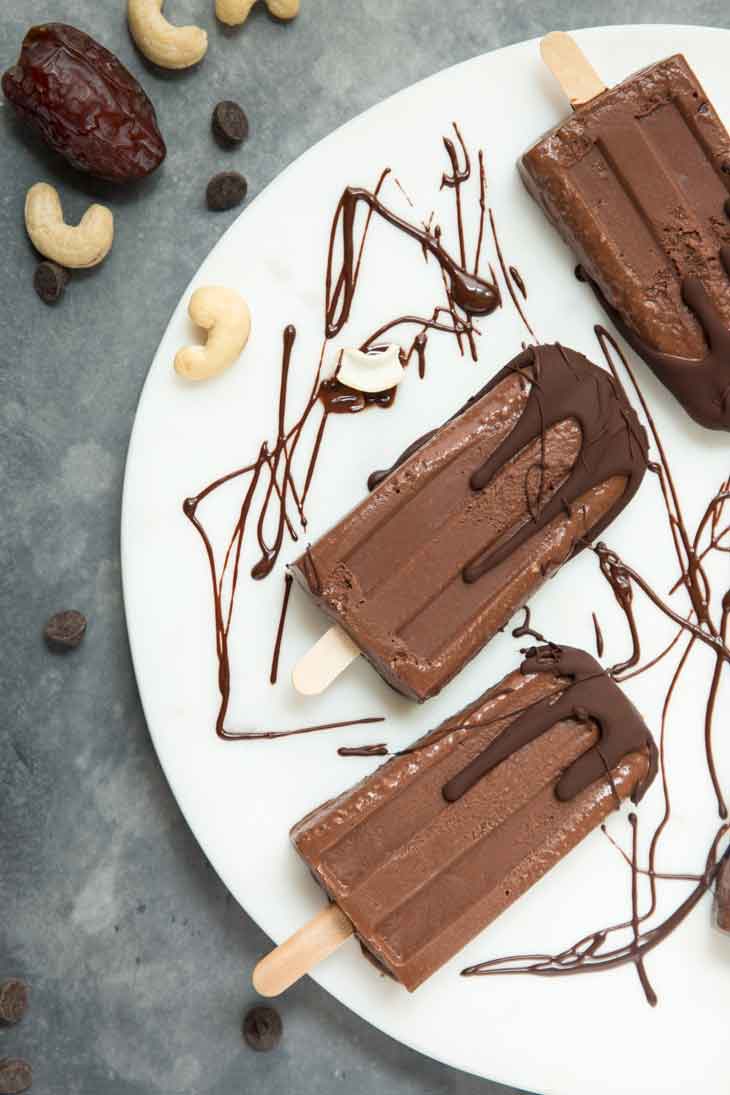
[577,260,730,430]
[319,378,396,414]
[466,323,730,1004]
[269,573,293,685]
[511,605,546,644]
[185,126,508,742]
[443,646,657,804]
[325,187,499,339]
[509,265,527,299]
[337,743,389,758]
[463,344,649,582]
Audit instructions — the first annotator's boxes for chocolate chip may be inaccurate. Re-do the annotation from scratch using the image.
[44,610,87,652]
[33,262,70,305]
[0,981,28,1026]
[0,1059,32,1095]
[206,171,247,212]
[212,101,249,147]
[242,1005,282,1052]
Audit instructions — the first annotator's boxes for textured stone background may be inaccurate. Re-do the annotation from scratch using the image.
[1,3,727,1093]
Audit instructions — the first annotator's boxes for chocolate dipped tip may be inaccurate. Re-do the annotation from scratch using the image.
[581,272,730,432]
[443,644,657,805]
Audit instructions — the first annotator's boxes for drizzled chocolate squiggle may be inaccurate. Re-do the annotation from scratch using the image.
[184,127,519,741]
[465,324,730,1003]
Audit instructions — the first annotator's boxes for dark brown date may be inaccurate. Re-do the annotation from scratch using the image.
[2,24,166,182]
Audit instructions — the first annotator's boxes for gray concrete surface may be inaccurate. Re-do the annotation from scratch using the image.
[1,2,726,1093]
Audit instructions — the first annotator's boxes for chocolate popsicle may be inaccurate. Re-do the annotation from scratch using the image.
[291,344,647,702]
[521,36,730,430]
[715,847,730,934]
[258,646,657,994]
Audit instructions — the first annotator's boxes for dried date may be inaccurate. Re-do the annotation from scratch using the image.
[2,24,166,182]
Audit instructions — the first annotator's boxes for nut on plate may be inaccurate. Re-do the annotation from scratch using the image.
[127,0,208,69]
[175,287,252,381]
[216,0,300,27]
[337,345,404,393]
[25,184,113,269]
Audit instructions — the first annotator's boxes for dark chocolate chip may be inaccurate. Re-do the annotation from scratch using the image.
[0,1059,32,1095]
[206,171,248,212]
[44,610,87,652]
[0,981,29,1026]
[212,101,249,146]
[242,1005,282,1052]
[33,262,70,305]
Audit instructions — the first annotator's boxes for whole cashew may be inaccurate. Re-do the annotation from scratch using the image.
[174,287,252,381]
[128,0,208,69]
[25,183,114,269]
[215,0,300,27]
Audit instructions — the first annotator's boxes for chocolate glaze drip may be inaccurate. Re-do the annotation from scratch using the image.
[592,612,604,658]
[319,379,396,414]
[509,265,527,299]
[595,544,641,675]
[337,743,389,757]
[443,646,658,804]
[463,344,649,582]
[511,605,546,643]
[577,260,730,431]
[489,209,533,338]
[269,573,293,685]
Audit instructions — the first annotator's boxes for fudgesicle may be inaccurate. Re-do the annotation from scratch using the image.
[292,344,648,701]
[521,53,730,430]
[292,646,658,991]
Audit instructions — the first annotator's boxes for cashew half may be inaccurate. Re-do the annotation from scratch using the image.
[25,184,114,269]
[215,0,300,28]
[128,0,208,69]
[175,287,252,381]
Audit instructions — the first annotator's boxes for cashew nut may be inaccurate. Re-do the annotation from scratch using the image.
[128,0,208,69]
[25,183,114,269]
[174,287,252,381]
[215,0,300,28]
[338,345,404,393]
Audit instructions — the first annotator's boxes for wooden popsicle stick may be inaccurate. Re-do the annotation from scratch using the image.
[540,32,606,107]
[292,625,359,695]
[252,904,354,996]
